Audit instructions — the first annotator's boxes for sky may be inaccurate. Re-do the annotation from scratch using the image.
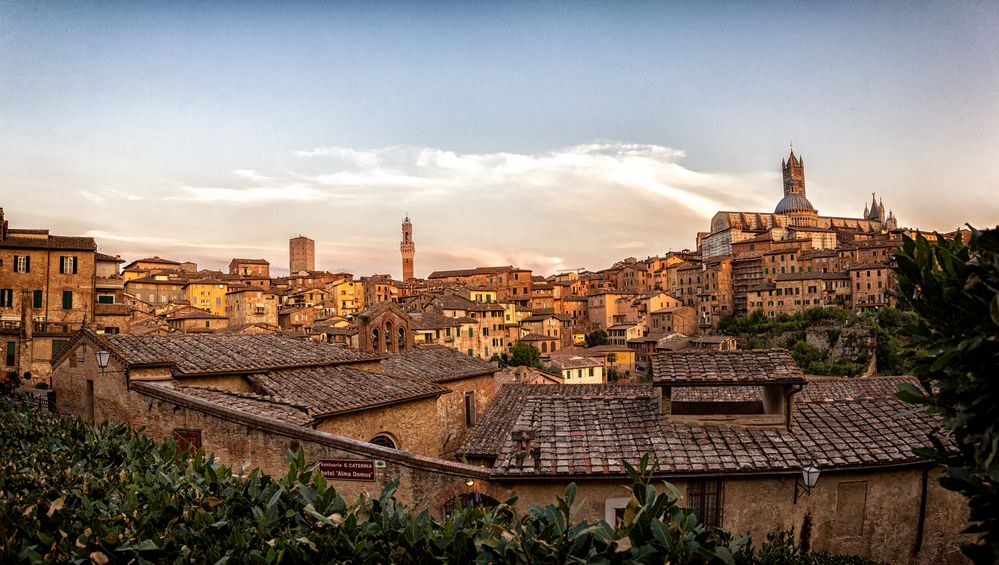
[2,1,998,277]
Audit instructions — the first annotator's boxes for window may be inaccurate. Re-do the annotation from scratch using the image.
[5,341,15,367]
[0,289,12,308]
[14,255,30,273]
[97,294,114,304]
[687,480,723,529]
[588,368,594,377]
[52,339,68,358]
[464,392,476,426]
[369,434,397,449]
[33,290,43,308]
[62,291,73,310]
[172,429,203,453]
[60,256,78,274]
[468,328,474,338]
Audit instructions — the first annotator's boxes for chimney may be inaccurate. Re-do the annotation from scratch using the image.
[511,427,538,468]
[0,207,7,240]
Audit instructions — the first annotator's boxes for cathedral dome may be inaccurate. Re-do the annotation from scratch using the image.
[775,193,816,214]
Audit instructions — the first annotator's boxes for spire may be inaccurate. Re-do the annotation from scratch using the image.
[864,203,869,216]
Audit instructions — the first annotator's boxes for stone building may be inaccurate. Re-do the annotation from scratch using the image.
[229,258,270,278]
[226,286,279,326]
[459,351,968,564]
[700,151,897,259]
[0,208,98,383]
[93,252,129,335]
[51,330,497,496]
[289,235,315,274]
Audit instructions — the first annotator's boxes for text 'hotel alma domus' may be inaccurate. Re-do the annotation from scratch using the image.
[0,149,973,563]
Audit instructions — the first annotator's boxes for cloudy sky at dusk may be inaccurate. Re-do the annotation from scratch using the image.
[2,2,997,277]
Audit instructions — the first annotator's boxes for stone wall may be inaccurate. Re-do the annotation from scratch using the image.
[497,468,969,565]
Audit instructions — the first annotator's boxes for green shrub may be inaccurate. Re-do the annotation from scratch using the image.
[0,401,880,564]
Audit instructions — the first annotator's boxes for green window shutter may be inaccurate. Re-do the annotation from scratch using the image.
[62,290,73,310]
[25,256,30,272]
[6,341,15,366]
[33,290,43,308]
[0,289,11,307]
[72,257,78,274]
[51,339,67,357]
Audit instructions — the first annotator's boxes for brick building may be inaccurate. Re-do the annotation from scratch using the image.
[0,208,98,383]
[289,235,315,274]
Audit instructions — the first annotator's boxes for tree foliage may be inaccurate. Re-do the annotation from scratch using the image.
[0,401,879,564]
[893,227,999,563]
[508,342,542,368]
[585,329,609,347]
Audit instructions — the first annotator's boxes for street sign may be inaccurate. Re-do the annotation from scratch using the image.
[319,459,376,481]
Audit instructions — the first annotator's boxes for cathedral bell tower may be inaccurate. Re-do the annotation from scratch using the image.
[782,150,806,197]
[400,215,415,281]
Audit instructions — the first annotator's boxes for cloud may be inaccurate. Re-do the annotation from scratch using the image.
[51,142,778,276]
[172,184,325,204]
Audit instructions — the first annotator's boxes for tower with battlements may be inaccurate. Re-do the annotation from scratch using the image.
[400,216,415,281]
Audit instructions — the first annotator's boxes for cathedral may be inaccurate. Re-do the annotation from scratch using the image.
[700,150,897,258]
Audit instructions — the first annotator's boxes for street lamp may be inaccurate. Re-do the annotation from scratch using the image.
[794,464,821,503]
[95,350,111,372]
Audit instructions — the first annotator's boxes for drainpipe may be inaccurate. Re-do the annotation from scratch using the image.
[913,466,928,557]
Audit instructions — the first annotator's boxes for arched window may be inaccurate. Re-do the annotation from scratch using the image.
[384,321,394,353]
[369,434,397,449]
[397,327,406,352]
[541,341,548,353]
[371,328,380,353]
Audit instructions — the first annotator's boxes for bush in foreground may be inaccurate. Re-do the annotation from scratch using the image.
[0,401,877,564]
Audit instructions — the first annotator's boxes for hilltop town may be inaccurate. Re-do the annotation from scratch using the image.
[1,150,957,384]
[0,151,976,563]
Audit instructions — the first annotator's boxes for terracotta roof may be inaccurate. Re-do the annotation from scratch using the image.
[151,383,311,426]
[102,333,378,375]
[798,375,913,402]
[519,333,555,341]
[249,366,446,419]
[95,252,124,262]
[428,266,513,279]
[460,384,651,457]
[671,386,763,402]
[166,309,227,320]
[230,258,269,264]
[548,355,602,370]
[464,377,942,476]
[650,349,806,385]
[1,235,97,251]
[125,277,189,285]
[379,346,496,383]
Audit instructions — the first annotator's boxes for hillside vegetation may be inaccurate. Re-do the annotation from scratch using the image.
[0,401,878,564]
[718,307,915,376]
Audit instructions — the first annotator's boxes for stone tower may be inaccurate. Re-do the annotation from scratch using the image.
[782,150,806,197]
[400,215,415,281]
[289,235,315,274]
[774,149,816,217]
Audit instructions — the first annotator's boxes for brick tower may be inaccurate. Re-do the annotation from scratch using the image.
[400,215,415,281]
[289,235,315,274]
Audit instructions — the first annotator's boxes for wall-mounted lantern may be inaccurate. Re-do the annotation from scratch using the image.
[95,350,111,373]
[794,464,821,503]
